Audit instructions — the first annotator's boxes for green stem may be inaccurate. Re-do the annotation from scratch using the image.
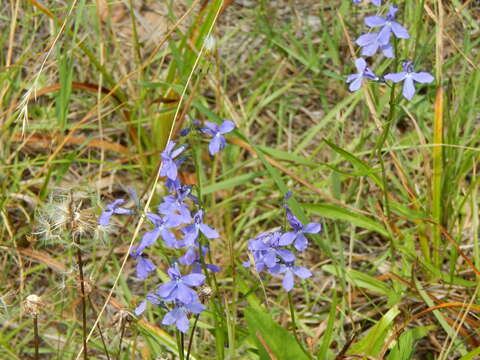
[186,314,200,360]
[76,246,89,360]
[176,330,185,360]
[33,315,39,360]
[287,293,311,359]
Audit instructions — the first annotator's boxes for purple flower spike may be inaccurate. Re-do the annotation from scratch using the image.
[138,213,178,252]
[353,0,381,6]
[280,210,321,251]
[156,263,205,304]
[346,58,379,92]
[384,61,434,100]
[162,301,205,333]
[364,6,410,45]
[98,199,134,226]
[160,141,186,181]
[182,210,219,245]
[278,263,312,292]
[200,120,235,155]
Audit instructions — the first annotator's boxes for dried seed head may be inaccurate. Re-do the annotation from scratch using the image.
[23,294,43,316]
[33,189,97,245]
[198,284,213,304]
[111,309,134,331]
[76,278,93,296]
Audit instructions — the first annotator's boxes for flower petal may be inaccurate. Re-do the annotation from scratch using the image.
[156,281,176,299]
[209,136,222,155]
[402,76,416,100]
[134,300,147,316]
[364,16,386,28]
[293,266,312,279]
[412,72,434,84]
[279,232,296,246]
[219,120,235,134]
[304,222,321,234]
[348,76,363,92]
[277,249,296,262]
[294,234,308,251]
[162,308,180,326]
[384,72,407,83]
[136,256,156,280]
[391,21,410,39]
[139,228,161,251]
[98,211,112,226]
[356,33,376,47]
[182,273,206,287]
[282,270,295,292]
[199,224,219,239]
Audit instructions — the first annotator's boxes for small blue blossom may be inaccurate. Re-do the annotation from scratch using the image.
[182,210,219,245]
[356,33,395,58]
[156,263,205,304]
[160,141,187,181]
[364,6,409,46]
[384,61,434,100]
[248,232,296,272]
[279,209,321,251]
[162,301,205,333]
[199,120,235,155]
[158,185,193,226]
[98,199,134,226]
[138,213,178,252]
[130,248,156,280]
[276,262,312,292]
[346,58,379,92]
[134,292,166,316]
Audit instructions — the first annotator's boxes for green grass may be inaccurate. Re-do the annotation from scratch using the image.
[1,0,480,359]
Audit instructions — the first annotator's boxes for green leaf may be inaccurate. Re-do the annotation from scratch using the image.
[387,326,435,360]
[317,293,338,360]
[245,307,311,360]
[304,203,389,237]
[322,265,392,297]
[324,139,383,189]
[203,171,265,195]
[348,306,400,357]
[258,145,317,167]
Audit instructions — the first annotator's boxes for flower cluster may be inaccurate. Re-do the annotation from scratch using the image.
[98,119,235,334]
[244,201,320,292]
[348,3,434,100]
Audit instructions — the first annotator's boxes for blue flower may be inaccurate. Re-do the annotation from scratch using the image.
[158,185,194,225]
[199,120,235,155]
[134,292,166,316]
[130,248,156,280]
[98,199,134,226]
[384,61,434,100]
[138,213,178,252]
[162,301,205,333]
[346,58,379,92]
[279,209,321,251]
[160,141,186,181]
[356,33,395,58]
[156,263,205,304]
[274,262,312,292]
[182,210,219,245]
[247,232,296,272]
[363,6,409,45]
